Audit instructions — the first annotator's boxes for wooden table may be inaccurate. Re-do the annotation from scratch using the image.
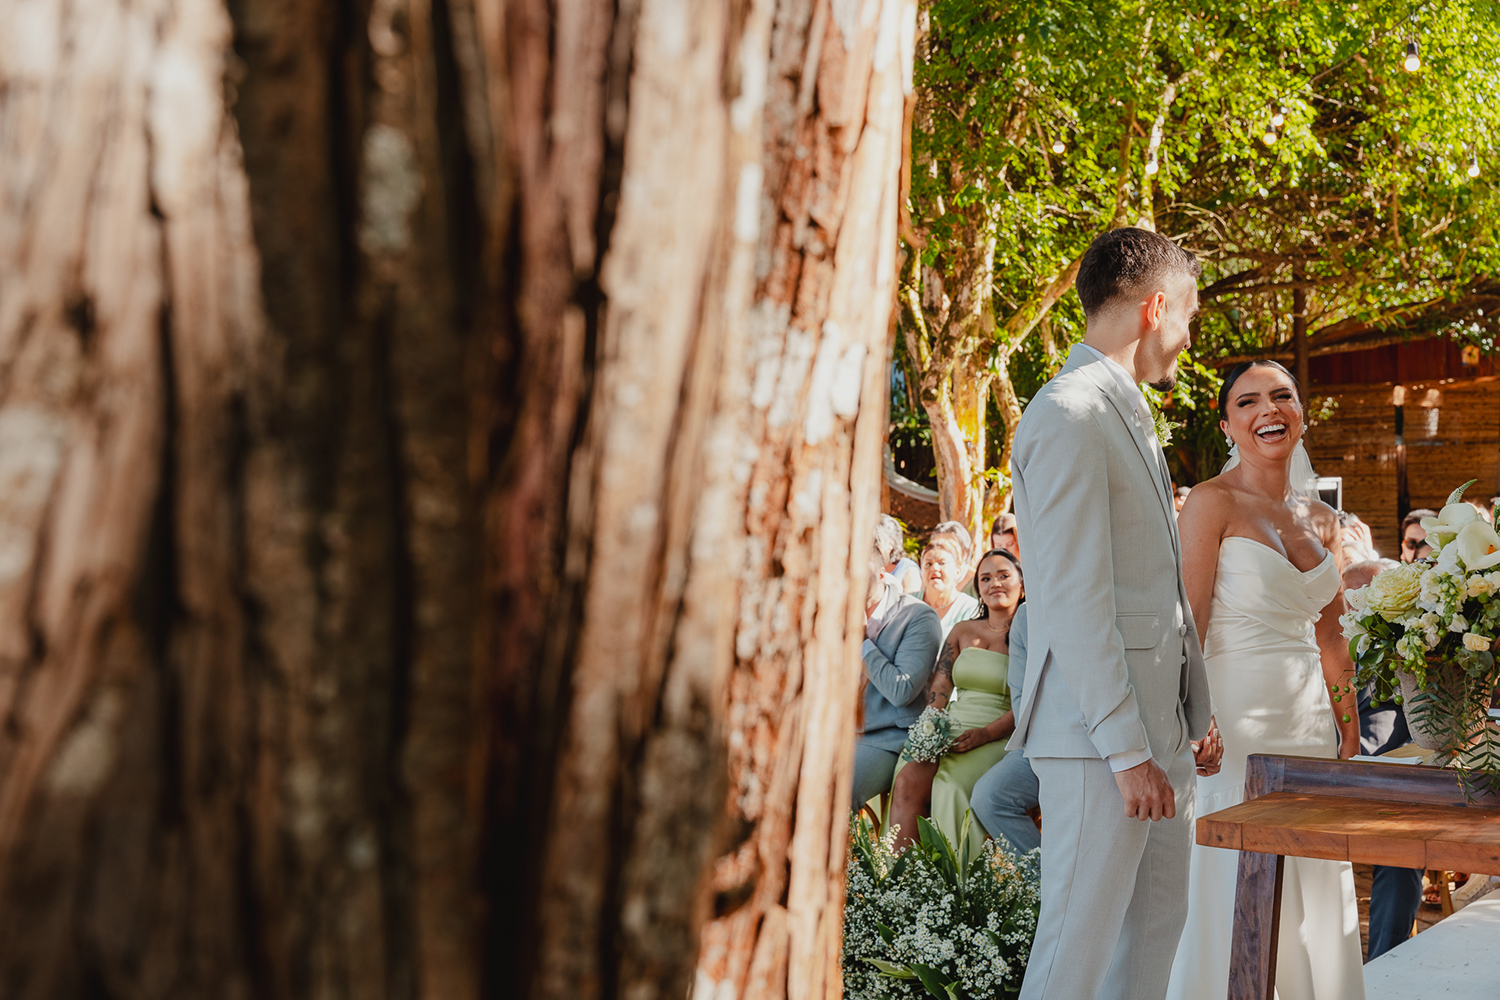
[1196,754,1500,1000]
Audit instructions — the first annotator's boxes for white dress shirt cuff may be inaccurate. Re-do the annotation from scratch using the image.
[1106,747,1154,773]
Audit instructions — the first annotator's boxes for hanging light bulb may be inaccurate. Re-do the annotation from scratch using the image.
[1404,39,1421,72]
[1145,152,1159,175]
[1270,104,1286,128]
[1468,150,1480,177]
[1263,123,1278,145]
[1052,138,1066,154]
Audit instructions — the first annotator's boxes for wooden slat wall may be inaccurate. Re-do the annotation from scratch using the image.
[1305,387,1401,557]
[1306,377,1500,560]
[1404,378,1500,515]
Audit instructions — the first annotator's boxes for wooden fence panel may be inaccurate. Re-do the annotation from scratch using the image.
[1305,387,1400,557]
[1404,379,1500,514]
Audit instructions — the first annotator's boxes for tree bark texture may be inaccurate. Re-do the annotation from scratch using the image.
[0,0,487,996]
[0,0,910,997]
[488,1,916,998]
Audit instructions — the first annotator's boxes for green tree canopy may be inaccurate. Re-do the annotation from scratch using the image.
[901,0,1500,505]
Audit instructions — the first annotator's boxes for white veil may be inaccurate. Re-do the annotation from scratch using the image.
[1221,439,1320,497]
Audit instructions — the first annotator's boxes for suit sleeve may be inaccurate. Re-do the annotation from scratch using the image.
[1007,604,1028,706]
[861,608,941,708]
[1014,404,1151,760]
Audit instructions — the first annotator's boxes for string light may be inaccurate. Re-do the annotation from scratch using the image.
[1404,39,1421,72]
[1469,150,1481,177]
[1052,138,1066,154]
[1270,104,1286,128]
[1145,153,1159,175]
[1263,123,1278,145]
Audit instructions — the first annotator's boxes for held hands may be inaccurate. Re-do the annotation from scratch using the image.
[1114,758,1177,822]
[1192,718,1224,777]
[951,727,993,754]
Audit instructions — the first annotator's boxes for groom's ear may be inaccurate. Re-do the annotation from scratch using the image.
[1142,289,1168,330]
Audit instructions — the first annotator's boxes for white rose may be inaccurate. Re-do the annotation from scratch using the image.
[1463,632,1492,652]
[1422,502,1481,550]
[1468,575,1495,598]
[1364,563,1423,620]
[1454,520,1500,572]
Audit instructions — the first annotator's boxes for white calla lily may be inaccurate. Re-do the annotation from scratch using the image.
[1454,520,1500,572]
[1420,503,1481,549]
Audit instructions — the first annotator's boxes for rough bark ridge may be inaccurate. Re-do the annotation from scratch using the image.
[0,0,483,996]
[0,0,910,996]
[485,1,914,998]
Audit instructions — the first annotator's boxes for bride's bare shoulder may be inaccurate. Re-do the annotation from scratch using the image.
[1177,478,1236,536]
[1181,477,1236,513]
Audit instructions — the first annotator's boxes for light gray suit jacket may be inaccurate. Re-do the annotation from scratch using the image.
[1007,345,1212,762]
[859,593,943,752]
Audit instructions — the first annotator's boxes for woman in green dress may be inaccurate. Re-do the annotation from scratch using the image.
[890,549,1023,862]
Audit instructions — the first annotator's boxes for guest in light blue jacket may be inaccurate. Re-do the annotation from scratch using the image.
[853,536,942,811]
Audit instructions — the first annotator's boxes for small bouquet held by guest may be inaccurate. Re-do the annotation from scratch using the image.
[899,706,956,763]
[1342,480,1500,784]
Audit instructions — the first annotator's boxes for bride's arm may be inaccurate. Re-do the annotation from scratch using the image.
[1314,505,1361,758]
[1176,485,1229,648]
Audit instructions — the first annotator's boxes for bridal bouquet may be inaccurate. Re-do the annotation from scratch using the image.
[1342,480,1500,785]
[900,706,956,763]
[843,814,1039,999]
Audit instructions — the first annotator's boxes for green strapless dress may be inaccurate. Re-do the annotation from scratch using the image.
[894,647,1011,865]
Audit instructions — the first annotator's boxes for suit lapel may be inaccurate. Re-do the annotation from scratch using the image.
[1071,351,1180,550]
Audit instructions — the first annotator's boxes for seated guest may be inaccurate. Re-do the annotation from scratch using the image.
[1345,556,1422,961]
[877,513,922,594]
[990,513,1021,560]
[969,600,1040,856]
[930,519,982,599]
[919,534,980,637]
[853,534,942,812]
[1400,508,1436,563]
[890,550,1022,862]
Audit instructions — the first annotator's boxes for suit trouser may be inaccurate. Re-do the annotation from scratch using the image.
[1358,688,1421,961]
[1019,744,1196,1000]
[1367,864,1423,961]
[852,741,899,812]
[970,750,1041,856]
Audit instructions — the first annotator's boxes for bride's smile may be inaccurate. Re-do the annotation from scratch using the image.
[1222,365,1305,461]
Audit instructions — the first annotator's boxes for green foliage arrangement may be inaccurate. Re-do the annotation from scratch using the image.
[900,0,1500,494]
[1342,480,1500,792]
[843,815,1040,1000]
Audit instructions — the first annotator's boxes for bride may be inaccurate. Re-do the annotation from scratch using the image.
[1166,360,1365,1000]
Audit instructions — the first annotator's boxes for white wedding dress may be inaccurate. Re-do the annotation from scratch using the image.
[1165,536,1366,1000]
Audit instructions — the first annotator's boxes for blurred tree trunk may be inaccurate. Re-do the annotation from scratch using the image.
[489,1,915,998]
[0,0,485,996]
[0,0,911,999]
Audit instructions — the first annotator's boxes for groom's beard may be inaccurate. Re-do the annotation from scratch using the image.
[1147,376,1177,392]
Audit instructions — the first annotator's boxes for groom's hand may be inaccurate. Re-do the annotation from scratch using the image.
[1114,759,1176,822]
[1192,718,1224,776]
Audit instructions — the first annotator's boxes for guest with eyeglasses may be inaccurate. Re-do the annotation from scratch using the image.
[1399,508,1435,563]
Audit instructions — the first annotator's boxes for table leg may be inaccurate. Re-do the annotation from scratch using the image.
[1228,849,1284,1000]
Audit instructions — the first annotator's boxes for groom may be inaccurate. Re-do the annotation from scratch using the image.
[1010,227,1220,1000]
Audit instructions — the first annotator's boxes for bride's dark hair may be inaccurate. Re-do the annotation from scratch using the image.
[972,548,1024,620]
[1217,359,1300,420]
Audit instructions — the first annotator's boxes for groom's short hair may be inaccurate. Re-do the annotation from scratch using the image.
[1076,227,1201,317]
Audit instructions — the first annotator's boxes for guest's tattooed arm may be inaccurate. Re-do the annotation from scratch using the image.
[926,636,958,708]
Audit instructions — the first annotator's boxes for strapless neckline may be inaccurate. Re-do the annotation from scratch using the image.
[1221,535,1335,577]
